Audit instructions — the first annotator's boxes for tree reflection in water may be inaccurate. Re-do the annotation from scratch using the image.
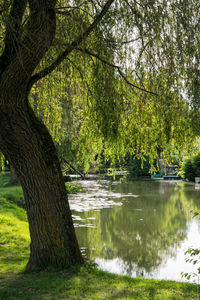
[70,179,200,279]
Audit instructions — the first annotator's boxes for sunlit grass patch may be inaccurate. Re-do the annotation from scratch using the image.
[0,173,24,208]
[0,196,30,273]
[0,173,10,187]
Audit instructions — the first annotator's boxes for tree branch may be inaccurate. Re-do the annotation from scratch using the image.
[2,0,27,47]
[0,0,12,15]
[27,0,115,91]
[75,47,159,96]
[66,57,93,98]
[62,157,85,179]
[0,0,27,73]
[0,0,58,95]
[104,36,142,46]
[55,6,94,18]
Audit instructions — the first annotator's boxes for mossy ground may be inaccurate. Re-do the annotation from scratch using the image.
[0,173,198,299]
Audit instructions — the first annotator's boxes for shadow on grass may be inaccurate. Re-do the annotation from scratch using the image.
[0,268,198,300]
[0,269,79,300]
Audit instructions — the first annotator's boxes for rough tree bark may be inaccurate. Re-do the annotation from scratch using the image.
[9,165,19,185]
[0,0,83,270]
[0,102,83,269]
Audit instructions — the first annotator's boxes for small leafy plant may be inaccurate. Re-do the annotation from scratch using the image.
[181,210,200,282]
[65,182,81,194]
[182,248,200,281]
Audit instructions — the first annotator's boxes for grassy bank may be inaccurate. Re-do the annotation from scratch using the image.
[0,174,198,299]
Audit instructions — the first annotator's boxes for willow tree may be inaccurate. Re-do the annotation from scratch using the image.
[0,0,199,270]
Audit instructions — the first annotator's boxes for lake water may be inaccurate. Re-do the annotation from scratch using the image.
[68,178,200,283]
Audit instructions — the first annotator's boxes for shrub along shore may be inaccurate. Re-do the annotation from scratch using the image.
[0,174,198,299]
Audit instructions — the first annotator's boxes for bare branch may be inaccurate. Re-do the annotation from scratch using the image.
[28,0,115,91]
[75,47,159,96]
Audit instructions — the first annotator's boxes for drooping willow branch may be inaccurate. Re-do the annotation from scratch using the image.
[27,0,115,92]
[66,57,93,98]
[75,47,159,96]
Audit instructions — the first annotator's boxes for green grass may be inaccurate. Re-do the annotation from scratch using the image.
[0,173,24,208]
[0,269,198,300]
[0,197,30,273]
[0,174,198,299]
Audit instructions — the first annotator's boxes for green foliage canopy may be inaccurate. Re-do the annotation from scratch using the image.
[1,0,199,168]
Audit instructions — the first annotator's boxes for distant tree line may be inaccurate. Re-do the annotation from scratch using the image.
[182,152,200,182]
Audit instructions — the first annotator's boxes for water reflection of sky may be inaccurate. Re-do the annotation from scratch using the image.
[69,180,139,212]
[96,220,200,283]
[69,179,200,283]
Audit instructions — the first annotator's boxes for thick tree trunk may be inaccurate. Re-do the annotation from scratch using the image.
[0,0,83,270]
[9,165,19,185]
[0,99,83,270]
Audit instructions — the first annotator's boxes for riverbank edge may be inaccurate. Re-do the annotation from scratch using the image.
[0,175,198,299]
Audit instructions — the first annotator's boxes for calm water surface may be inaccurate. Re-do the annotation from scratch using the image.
[68,178,200,282]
